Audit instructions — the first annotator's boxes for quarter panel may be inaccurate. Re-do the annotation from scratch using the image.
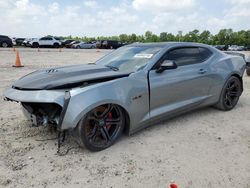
[207,55,246,103]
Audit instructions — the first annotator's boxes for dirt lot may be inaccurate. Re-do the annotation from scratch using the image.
[0,48,250,188]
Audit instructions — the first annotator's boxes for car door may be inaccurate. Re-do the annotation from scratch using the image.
[39,37,47,46]
[149,47,213,120]
[85,42,91,48]
[46,37,53,46]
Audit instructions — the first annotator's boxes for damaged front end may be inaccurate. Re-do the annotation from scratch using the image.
[4,89,71,155]
[21,102,63,127]
[4,87,67,129]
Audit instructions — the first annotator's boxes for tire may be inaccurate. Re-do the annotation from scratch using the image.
[76,104,125,151]
[76,46,81,49]
[53,43,59,48]
[247,69,250,76]
[215,76,242,111]
[1,42,8,48]
[32,43,39,48]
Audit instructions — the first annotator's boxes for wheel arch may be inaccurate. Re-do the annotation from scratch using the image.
[79,102,131,134]
[61,97,132,133]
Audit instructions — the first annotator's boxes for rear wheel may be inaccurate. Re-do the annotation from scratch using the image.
[76,104,125,151]
[215,76,242,111]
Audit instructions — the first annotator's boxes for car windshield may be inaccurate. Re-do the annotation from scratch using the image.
[96,46,162,72]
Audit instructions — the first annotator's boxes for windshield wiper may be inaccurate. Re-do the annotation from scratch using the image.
[105,65,119,71]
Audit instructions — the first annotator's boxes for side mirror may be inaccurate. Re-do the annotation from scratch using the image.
[156,60,178,73]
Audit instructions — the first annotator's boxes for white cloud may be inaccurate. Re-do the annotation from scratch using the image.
[132,0,195,12]
[230,0,250,4]
[0,0,249,37]
[83,0,98,8]
[48,2,59,14]
[15,0,28,10]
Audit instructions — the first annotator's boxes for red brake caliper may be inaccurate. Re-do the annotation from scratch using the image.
[105,112,112,130]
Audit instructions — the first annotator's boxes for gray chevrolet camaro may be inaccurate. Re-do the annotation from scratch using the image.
[4,42,246,151]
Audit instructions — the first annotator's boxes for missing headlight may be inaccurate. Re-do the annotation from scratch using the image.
[21,102,62,126]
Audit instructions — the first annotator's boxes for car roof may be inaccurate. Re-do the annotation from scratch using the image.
[127,42,212,49]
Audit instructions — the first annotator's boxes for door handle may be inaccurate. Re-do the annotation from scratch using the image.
[198,69,207,74]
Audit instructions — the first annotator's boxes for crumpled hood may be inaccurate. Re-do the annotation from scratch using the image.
[13,64,130,90]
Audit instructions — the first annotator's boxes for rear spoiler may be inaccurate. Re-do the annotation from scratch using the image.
[224,51,250,63]
[224,51,245,59]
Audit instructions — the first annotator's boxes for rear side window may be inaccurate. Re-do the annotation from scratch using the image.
[199,47,213,61]
[166,47,212,66]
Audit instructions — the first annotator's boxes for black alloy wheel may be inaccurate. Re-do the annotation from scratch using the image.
[216,76,242,111]
[77,104,125,151]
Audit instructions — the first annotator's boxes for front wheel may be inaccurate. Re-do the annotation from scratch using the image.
[76,104,125,151]
[215,76,242,111]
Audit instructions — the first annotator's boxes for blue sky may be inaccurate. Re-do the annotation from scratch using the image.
[0,0,250,37]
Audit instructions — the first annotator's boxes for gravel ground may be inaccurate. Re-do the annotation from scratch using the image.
[0,48,250,188]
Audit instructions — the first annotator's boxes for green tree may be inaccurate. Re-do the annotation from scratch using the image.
[160,32,168,42]
[119,34,128,43]
[145,31,153,42]
[129,33,137,42]
[198,30,212,44]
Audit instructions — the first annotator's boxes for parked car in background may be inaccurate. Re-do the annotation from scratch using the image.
[102,40,123,49]
[245,45,250,51]
[246,55,250,76]
[22,38,35,47]
[73,42,96,49]
[65,40,81,48]
[0,35,13,47]
[15,38,25,46]
[54,37,64,42]
[214,45,228,51]
[12,38,16,46]
[61,39,75,47]
[29,36,62,48]
[96,40,104,49]
[228,45,244,51]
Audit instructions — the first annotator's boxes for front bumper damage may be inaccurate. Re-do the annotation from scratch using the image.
[4,87,70,131]
[4,87,72,154]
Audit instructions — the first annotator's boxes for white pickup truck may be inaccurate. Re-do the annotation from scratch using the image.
[30,37,62,48]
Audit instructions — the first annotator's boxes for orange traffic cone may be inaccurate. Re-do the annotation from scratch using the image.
[169,183,178,188]
[13,51,24,67]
